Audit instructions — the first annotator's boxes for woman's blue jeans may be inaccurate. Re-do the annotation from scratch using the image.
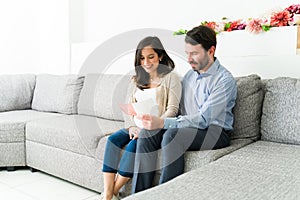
[102,128,137,178]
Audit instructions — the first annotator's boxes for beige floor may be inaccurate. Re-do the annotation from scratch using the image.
[0,168,100,200]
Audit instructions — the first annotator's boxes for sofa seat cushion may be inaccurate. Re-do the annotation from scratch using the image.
[261,77,300,145]
[96,137,253,173]
[116,138,254,198]
[184,138,253,172]
[125,141,300,200]
[0,110,62,143]
[26,115,124,158]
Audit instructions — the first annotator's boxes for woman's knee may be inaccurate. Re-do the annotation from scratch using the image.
[107,129,128,147]
[107,134,119,147]
[125,139,137,153]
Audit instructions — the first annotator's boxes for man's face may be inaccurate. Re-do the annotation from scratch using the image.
[185,43,212,73]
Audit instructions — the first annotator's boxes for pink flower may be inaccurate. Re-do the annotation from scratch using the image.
[245,18,263,34]
[205,22,218,31]
[214,22,226,33]
[285,4,300,17]
[179,3,300,36]
[226,20,240,32]
[285,4,300,25]
[202,21,225,33]
[270,10,292,27]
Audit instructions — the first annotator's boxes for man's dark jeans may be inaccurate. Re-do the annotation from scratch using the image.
[131,125,231,193]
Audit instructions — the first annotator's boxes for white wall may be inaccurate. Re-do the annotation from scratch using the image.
[1,0,299,77]
[0,0,70,75]
[0,0,39,74]
[70,0,300,78]
[217,26,300,78]
[81,0,297,42]
[39,0,70,74]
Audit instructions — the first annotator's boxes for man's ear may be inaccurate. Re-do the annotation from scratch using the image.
[208,46,216,56]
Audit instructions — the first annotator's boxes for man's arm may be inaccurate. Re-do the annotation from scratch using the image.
[139,76,237,130]
[177,76,237,129]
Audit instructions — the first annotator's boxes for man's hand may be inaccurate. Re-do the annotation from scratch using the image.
[129,126,141,140]
[138,114,164,130]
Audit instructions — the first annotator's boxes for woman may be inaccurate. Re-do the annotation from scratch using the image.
[101,36,182,200]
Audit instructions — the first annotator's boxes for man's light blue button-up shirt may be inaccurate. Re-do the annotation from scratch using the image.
[164,58,237,131]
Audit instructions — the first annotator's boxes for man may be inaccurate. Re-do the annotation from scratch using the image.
[131,25,237,193]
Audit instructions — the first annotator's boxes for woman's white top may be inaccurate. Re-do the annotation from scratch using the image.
[134,88,158,128]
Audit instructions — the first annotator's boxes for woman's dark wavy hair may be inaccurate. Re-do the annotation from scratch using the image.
[185,25,217,51]
[133,36,175,90]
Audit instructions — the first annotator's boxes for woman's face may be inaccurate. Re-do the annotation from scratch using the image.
[140,46,161,75]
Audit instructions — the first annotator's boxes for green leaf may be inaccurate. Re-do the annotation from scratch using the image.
[262,25,271,32]
[224,23,231,30]
[173,29,187,35]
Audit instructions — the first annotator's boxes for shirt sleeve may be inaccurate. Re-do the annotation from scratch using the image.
[176,76,237,129]
[163,117,178,129]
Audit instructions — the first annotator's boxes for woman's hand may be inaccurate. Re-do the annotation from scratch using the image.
[137,114,164,130]
[129,126,141,140]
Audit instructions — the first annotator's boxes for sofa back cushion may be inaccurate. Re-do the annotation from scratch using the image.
[261,77,300,144]
[77,73,131,121]
[31,74,84,114]
[231,74,263,140]
[0,74,36,112]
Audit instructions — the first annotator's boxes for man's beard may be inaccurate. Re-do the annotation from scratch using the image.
[190,61,208,72]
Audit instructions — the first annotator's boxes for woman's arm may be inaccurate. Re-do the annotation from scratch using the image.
[160,72,182,118]
[123,79,137,128]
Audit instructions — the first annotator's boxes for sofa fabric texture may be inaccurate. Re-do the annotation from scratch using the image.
[26,140,103,192]
[78,73,131,121]
[184,138,253,172]
[0,110,61,143]
[26,114,123,158]
[0,143,25,167]
[0,74,35,112]
[31,74,84,114]
[125,141,300,200]
[231,74,263,140]
[4,73,299,199]
[261,77,300,144]
[0,110,62,167]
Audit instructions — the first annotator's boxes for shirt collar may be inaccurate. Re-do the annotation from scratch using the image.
[195,58,220,79]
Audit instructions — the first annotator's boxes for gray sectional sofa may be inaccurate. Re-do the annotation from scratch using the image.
[2,73,296,199]
[124,77,300,200]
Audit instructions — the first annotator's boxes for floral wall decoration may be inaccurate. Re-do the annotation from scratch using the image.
[174,4,300,35]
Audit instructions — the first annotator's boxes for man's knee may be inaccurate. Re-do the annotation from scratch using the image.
[136,130,152,153]
[136,129,163,153]
[161,128,178,146]
[137,129,148,139]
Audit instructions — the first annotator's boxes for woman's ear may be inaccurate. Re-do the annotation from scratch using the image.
[159,56,163,62]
